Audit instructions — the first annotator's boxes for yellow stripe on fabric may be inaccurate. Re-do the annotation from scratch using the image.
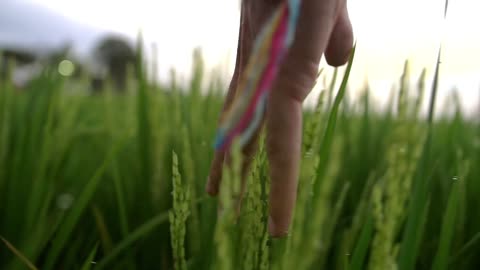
[220,6,285,132]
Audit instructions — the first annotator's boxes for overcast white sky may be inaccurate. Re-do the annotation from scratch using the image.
[3,0,480,114]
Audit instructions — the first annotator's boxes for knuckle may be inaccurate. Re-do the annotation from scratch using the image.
[274,54,319,102]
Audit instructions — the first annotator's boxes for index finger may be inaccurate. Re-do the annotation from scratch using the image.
[266,0,350,237]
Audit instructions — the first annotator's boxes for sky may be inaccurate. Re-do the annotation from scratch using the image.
[2,0,479,115]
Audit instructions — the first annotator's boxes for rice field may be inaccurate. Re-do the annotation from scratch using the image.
[0,44,479,270]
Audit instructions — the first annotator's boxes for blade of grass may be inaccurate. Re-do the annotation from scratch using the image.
[348,214,374,270]
[0,236,39,270]
[135,32,154,220]
[450,232,480,265]
[270,237,288,270]
[318,44,356,167]
[398,1,447,266]
[312,43,356,192]
[92,206,113,253]
[431,181,460,270]
[95,211,170,270]
[300,43,356,269]
[80,244,99,270]
[95,196,207,270]
[317,182,350,268]
[43,142,120,270]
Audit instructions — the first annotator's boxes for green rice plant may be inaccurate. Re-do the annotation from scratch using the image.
[212,140,243,270]
[368,61,425,270]
[398,31,444,270]
[169,151,191,270]
[42,141,118,270]
[238,139,270,270]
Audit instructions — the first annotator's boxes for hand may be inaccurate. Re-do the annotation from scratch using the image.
[206,0,354,237]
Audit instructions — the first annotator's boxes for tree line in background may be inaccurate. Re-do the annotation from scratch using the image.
[0,35,138,93]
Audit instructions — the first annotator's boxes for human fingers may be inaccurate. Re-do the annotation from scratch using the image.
[266,0,345,237]
[324,4,354,66]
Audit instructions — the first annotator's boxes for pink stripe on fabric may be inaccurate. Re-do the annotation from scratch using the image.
[220,9,290,149]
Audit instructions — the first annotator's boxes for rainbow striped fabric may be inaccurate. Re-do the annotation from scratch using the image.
[214,0,301,151]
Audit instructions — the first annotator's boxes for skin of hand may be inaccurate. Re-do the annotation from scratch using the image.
[206,0,354,238]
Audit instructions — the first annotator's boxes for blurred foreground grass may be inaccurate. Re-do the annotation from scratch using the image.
[0,46,479,270]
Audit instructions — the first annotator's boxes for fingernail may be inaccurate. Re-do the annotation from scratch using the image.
[205,176,218,196]
[268,216,289,238]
